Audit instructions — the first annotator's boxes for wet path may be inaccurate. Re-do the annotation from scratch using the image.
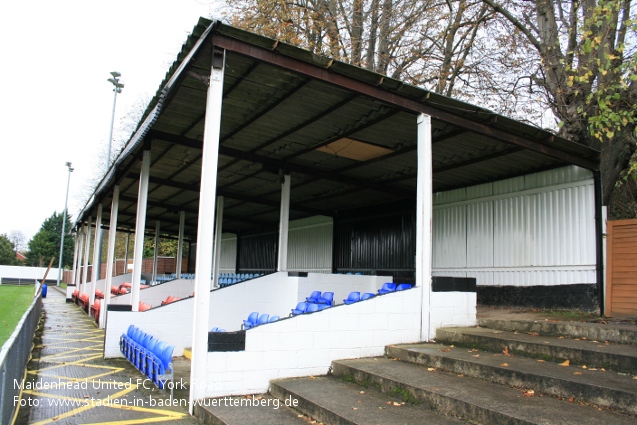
[17,287,200,425]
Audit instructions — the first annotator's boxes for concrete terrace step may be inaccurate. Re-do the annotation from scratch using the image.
[436,327,637,374]
[386,343,637,415]
[478,318,637,345]
[193,394,308,425]
[270,375,468,425]
[331,357,636,425]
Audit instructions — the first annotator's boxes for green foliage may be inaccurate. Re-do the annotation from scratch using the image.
[0,234,20,266]
[25,211,75,268]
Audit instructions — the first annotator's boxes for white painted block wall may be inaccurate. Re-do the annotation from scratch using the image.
[430,291,477,331]
[203,287,423,397]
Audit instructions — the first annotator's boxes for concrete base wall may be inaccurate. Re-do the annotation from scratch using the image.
[203,287,422,397]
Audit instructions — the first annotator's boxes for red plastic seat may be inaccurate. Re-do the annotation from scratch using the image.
[139,302,151,312]
[90,299,101,319]
[95,289,104,299]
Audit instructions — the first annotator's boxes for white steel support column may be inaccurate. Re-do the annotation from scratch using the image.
[74,228,85,291]
[101,185,119,328]
[131,150,151,312]
[416,114,433,341]
[90,205,103,306]
[124,233,130,274]
[81,218,92,297]
[176,211,185,278]
[277,174,291,271]
[152,221,160,282]
[190,47,224,411]
[212,196,224,288]
[70,232,80,287]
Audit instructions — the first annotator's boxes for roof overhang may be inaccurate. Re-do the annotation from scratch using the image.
[76,18,599,239]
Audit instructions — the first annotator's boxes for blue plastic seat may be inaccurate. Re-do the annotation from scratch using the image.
[378,282,397,295]
[343,291,361,304]
[317,292,334,305]
[306,291,322,303]
[242,312,259,329]
[396,283,412,291]
[255,314,270,326]
[361,292,375,300]
[316,304,331,311]
[291,302,308,316]
[306,303,320,313]
[269,316,280,323]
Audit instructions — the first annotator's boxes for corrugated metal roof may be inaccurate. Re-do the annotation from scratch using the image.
[76,18,599,240]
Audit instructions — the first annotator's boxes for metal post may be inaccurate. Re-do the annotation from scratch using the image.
[416,114,433,341]
[153,221,160,283]
[212,196,224,288]
[190,47,225,411]
[176,211,185,278]
[101,185,119,328]
[57,163,74,286]
[131,150,151,311]
[81,219,92,296]
[90,205,103,306]
[277,174,291,271]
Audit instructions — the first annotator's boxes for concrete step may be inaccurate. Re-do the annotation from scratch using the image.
[270,375,468,425]
[193,394,308,425]
[386,343,637,415]
[331,357,636,425]
[478,318,637,345]
[436,327,637,374]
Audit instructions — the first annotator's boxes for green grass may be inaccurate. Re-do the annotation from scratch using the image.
[0,285,36,347]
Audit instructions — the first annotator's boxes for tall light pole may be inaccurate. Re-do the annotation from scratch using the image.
[106,71,124,166]
[57,162,74,286]
[98,72,124,282]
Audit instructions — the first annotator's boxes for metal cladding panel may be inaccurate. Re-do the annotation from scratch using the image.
[287,216,333,272]
[334,212,416,277]
[238,231,277,272]
[220,234,238,270]
[433,206,467,268]
[525,165,593,190]
[466,201,494,267]
[432,166,596,286]
[532,183,595,266]
[493,175,525,195]
[493,196,530,267]
[433,187,466,205]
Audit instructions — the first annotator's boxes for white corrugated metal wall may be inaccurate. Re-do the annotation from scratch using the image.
[287,215,333,273]
[219,234,237,273]
[433,166,596,286]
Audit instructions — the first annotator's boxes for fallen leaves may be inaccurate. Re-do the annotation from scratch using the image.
[500,363,509,367]
[503,346,513,357]
[439,348,451,352]
[523,389,535,397]
[559,360,570,367]
[527,332,540,336]
[573,372,582,375]
[427,367,436,372]
[537,359,545,363]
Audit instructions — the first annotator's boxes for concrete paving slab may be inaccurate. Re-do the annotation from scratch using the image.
[16,286,201,425]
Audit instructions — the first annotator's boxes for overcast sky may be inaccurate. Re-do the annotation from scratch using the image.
[0,0,221,244]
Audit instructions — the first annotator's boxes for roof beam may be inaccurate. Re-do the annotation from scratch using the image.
[213,34,599,171]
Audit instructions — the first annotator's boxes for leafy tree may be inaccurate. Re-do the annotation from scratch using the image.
[481,0,637,206]
[222,0,636,210]
[0,234,20,266]
[25,211,75,268]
